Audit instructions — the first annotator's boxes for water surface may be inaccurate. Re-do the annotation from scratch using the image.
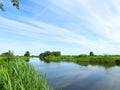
[29,58,120,90]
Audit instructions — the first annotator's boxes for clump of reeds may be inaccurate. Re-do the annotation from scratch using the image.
[0,58,51,90]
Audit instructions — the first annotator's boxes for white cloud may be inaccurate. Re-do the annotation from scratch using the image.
[1,0,120,55]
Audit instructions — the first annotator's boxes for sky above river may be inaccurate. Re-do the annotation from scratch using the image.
[0,0,120,55]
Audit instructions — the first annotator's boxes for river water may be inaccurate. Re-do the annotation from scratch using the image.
[29,58,120,90]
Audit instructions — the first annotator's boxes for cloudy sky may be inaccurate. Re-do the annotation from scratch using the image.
[0,0,120,55]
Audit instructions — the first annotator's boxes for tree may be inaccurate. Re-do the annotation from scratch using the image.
[0,0,19,11]
[44,51,51,56]
[89,51,94,56]
[1,50,14,57]
[78,54,88,57]
[52,51,61,56]
[39,51,61,60]
[1,50,15,61]
[39,51,51,60]
[24,51,30,57]
[0,3,4,11]
[39,53,45,60]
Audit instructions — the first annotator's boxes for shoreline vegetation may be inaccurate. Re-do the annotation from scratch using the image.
[0,50,51,90]
[1,50,120,90]
[39,51,120,65]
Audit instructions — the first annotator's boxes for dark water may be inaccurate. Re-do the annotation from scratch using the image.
[29,58,120,90]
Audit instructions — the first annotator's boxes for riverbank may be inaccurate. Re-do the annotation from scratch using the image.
[41,55,120,64]
[0,56,51,90]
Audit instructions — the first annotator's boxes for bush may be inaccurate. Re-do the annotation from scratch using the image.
[77,54,88,57]
[24,51,30,57]
[89,51,94,56]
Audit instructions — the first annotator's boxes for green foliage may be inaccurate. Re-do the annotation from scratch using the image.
[39,51,61,60]
[39,50,120,64]
[1,50,14,56]
[24,51,30,57]
[41,54,120,65]
[44,51,51,56]
[39,51,51,60]
[0,0,19,11]
[51,51,61,56]
[89,56,115,64]
[77,54,88,57]
[39,53,45,60]
[0,58,51,90]
[0,50,15,61]
[89,51,94,56]
[12,0,19,9]
[0,3,4,11]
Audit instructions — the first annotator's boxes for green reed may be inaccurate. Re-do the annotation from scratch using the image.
[0,57,51,90]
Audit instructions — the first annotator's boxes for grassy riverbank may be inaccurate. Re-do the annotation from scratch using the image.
[0,57,51,90]
[42,55,120,64]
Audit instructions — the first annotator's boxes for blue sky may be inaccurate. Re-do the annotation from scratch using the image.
[0,0,120,55]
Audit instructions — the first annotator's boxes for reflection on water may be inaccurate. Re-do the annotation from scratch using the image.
[29,58,120,90]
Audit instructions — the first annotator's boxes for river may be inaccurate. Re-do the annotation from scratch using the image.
[29,58,120,90]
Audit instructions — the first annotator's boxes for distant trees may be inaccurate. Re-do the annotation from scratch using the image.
[51,51,61,56]
[0,0,19,11]
[78,54,88,57]
[89,51,94,56]
[39,51,61,59]
[0,50,15,61]
[43,51,51,56]
[1,50,14,56]
[24,51,30,57]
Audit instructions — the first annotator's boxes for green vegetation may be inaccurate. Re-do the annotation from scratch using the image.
[1,50,120,90]
[39,51,61,60]
[89,51,94,56]
[24,51,30,57]
[0,51,51,90]
[0,0,19,11]
[39,51,120,64]
[0,50,15,61]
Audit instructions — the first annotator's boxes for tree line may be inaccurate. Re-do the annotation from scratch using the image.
[0,50,94,58]
[39,51,61,59]
[0,50,30,57]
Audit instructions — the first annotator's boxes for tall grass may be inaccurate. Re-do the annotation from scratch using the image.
[0,58,51,90]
